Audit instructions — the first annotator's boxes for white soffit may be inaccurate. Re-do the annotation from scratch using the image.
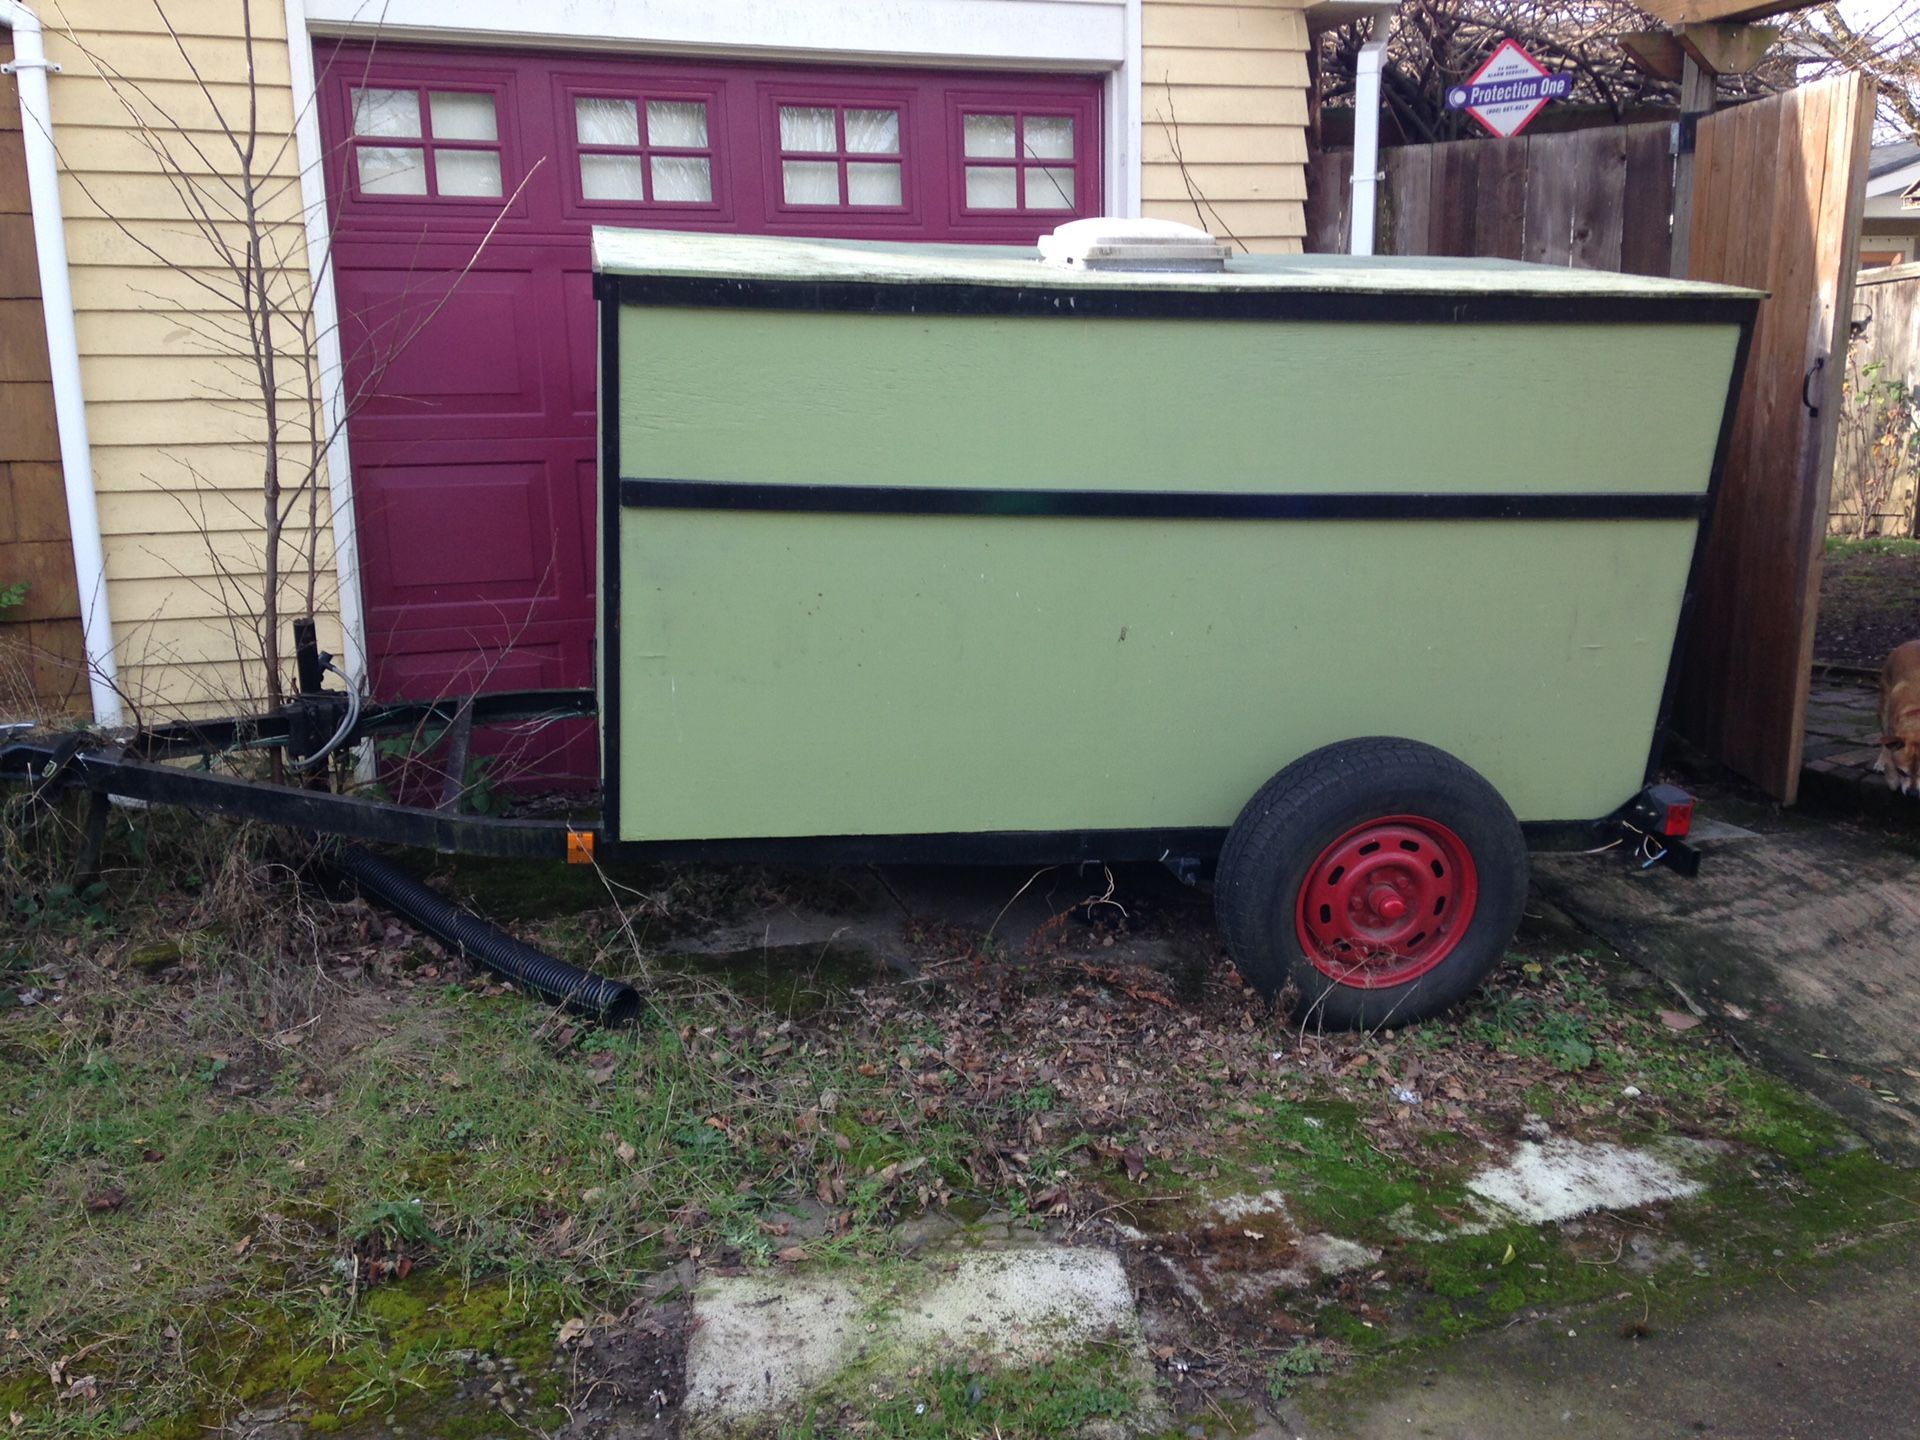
[301,0,1128,69]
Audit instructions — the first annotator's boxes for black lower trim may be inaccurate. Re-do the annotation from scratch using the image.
[1519,819,1621,852]
[620,478,1708,523]
[613,819,1628,866]
[598,827,1230,867]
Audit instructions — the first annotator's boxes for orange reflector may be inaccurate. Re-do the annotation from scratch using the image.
[566,829,596,865]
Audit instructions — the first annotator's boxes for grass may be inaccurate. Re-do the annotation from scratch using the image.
[0,975,1021,1432]
[1825,535,1920,559]
[0,805,1017,1436]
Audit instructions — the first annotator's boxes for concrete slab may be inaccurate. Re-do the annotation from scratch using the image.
[1534,804,1920,1160]
[683,1247,1142,1426]
[1464,1138,1709,1224]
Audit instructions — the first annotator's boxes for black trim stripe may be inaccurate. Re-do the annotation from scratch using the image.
[601,271,1759,329]
[598,278,624,845]
[620,478,1708,522]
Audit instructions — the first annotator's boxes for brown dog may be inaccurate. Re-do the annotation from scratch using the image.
[1878,639,1920,795]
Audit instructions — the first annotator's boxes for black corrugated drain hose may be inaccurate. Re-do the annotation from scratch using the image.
[330,842,640,1025]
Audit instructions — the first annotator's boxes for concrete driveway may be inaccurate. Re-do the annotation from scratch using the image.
[1297,1247,1920,1440]
[1530,787,1920,1161]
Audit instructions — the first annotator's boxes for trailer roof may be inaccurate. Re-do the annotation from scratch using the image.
[592,227,1763,303]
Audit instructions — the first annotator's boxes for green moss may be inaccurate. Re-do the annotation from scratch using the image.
[1244,1098,1439,1238]
[813,1344,1147,1439]
[0,1372,48,1413]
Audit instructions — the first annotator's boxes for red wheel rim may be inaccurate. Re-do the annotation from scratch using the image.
[1295,815,1479,989]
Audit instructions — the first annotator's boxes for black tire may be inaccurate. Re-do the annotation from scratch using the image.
[1215,737,1527,1029]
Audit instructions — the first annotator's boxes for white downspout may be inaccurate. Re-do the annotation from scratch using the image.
[1,1,122,725]
[283,0,369,693]
[1349,6,1397,257]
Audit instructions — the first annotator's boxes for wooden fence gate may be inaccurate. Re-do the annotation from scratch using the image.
[1305,123,1675,275]
[1673,73,1875,802]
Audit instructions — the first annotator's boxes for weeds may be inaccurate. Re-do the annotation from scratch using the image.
[1265,1343,1330,1400]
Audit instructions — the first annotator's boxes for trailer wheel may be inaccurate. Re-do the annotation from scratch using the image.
[1216,738,1527,1029]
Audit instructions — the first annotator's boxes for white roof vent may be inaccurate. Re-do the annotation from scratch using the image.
[1038,217,1231,272]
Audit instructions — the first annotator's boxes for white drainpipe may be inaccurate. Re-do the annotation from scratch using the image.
[1,1,122,726]
[1349,6,1397,257]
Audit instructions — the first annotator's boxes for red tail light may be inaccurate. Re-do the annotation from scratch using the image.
[1640,783,1693,838]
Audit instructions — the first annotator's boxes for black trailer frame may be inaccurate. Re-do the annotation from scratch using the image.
[0,682,1698,877]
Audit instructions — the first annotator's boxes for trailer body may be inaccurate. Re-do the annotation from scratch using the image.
[593,229,1757,860]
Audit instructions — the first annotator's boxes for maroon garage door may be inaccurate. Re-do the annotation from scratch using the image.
[318,45,1102,777]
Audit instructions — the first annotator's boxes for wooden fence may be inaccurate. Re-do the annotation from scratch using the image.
[1831,261,1920,538]
[1305,123,1675,275]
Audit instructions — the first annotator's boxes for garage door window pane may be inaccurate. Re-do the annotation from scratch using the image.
[436,149,502,197]
[964,165,1017,209]
[576,97,640,148]
[1025,166,1076,209]
[847,161,902,206]
[352,87,421,139]
[581,153,646,201]
[651,155,712,203]
[429,91,497,142]
[963,114,1016,158]
[1024,116,1074,160]
[357,145,428,195]
[782,158,839,204]
[647,100,708,148]
[845,108,899,154]
[779,106,837,152]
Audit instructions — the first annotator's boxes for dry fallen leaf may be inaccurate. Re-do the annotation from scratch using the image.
[84,1189,126,1214]
[614,1141,637,1165]
[1659,1011,1701,1032]
[556,1317,588,1346]
[774,1245,807,1264]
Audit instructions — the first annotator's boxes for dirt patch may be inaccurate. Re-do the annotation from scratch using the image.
[1815,540,1920,667]
[546,1294,689,1440]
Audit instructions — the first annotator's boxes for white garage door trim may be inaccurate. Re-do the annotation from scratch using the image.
[285,0,1142,695]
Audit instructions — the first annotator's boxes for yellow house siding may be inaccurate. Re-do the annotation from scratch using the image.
[1140,0,1310,252]
[42,0,337,716]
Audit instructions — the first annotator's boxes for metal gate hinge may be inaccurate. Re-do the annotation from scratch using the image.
[1,58,63,75]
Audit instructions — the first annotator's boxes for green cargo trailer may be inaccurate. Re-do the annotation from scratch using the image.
[591,223,1759,1025]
